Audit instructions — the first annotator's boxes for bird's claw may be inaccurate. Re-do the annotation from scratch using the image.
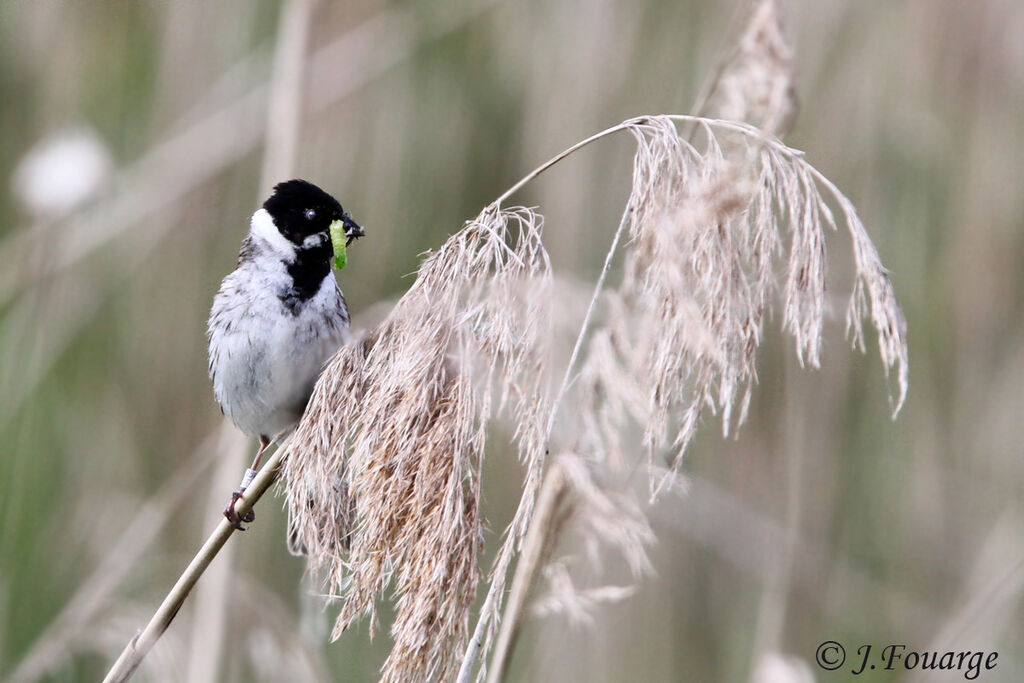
[224,490,256,530]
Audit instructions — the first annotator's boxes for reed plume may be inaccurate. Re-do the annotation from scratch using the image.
[571,114,907,496]
[695,0,797,137]
[284,206,552,682]
[282,113,908,681]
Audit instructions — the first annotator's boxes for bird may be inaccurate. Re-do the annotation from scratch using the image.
[207,179,363,529]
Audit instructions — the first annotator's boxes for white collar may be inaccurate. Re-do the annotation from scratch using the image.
[250,208,296,261]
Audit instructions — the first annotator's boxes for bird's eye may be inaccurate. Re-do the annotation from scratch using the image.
[304,208,316,220]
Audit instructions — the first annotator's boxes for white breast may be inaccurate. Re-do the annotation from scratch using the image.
[208,219,349,440]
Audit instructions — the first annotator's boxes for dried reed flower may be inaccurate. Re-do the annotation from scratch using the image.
[529,454,655,626]
[284,206,552,682]
[530,567,637,627]
[285,119,906,683]
[572,115,908,493]
[695,0,797,137]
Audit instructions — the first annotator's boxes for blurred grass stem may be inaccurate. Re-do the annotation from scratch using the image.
[7,430,220,683]
[101,444,286,683]
[0,0,499,307]
[109,0,314,675]
[187,0,312,677]
[183,430,250,683]
[485,460,570,683]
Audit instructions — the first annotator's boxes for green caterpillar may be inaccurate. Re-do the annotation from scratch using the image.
[329,219,347,270]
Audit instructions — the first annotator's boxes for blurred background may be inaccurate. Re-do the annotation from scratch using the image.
[1,0,1022,681]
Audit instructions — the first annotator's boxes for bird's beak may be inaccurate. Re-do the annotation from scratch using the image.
[342,214,364,246]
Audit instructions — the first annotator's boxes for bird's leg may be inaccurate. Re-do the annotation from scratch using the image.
[224,436,269,530]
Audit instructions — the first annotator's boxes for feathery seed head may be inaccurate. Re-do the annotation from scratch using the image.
[284,205,552,681]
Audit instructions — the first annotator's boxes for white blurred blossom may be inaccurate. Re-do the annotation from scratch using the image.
[11,125,112,219]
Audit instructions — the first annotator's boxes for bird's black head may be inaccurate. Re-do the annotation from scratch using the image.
[263,179,363,246]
